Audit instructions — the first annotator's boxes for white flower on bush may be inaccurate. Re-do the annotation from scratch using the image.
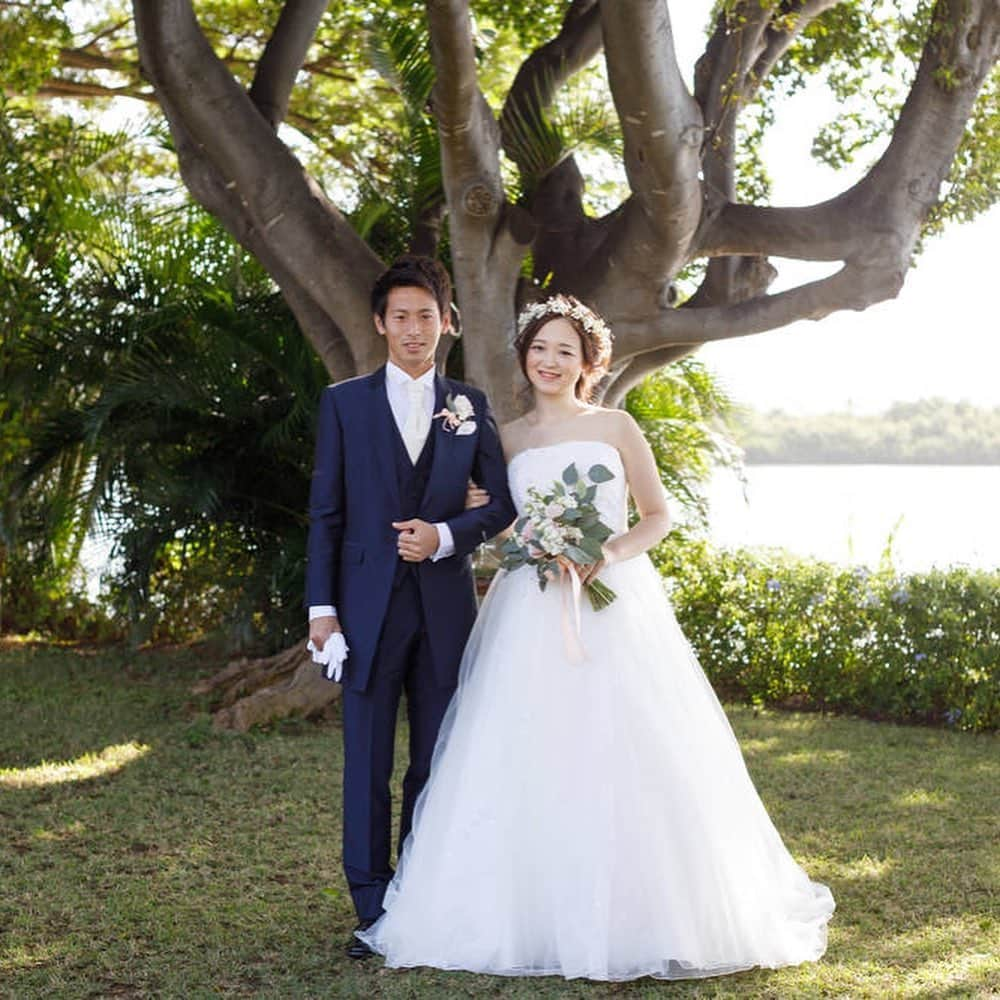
[545,501,566,519]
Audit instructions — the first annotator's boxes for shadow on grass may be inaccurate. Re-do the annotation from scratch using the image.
[0,642,997,999]
[0,640,214,767]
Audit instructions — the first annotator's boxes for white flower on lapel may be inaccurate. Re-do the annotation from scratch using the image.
[434,393,477,435]
[453,394,474,421]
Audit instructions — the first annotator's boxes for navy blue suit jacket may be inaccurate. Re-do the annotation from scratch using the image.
[305,366,516,692]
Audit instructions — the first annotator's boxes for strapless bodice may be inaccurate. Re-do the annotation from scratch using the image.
[507,440,628,535]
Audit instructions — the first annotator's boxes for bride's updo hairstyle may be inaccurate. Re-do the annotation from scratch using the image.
[513,294,613,401]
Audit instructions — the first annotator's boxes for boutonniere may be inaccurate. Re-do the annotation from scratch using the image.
[434,393,477,436]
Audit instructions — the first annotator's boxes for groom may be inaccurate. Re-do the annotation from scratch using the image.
[306,255,515,957]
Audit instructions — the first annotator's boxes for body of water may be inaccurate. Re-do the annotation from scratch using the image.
[78,465,999,599]
[701,464,1000,572]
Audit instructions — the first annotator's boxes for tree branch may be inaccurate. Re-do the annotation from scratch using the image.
[409,199,446,257]
[695,1,842,155]
[616,258,900,356]
[34,79,155,103]
[424,0,530,412]
[691,1,842,308]
[527,157,606,294]
[699,198,856,259]
[750,0,843,90]
[424,0,509,244]
[853,0,1000,226]
[153,84,357,379]
[595,0,703,289]
[133,0,384,374]
[700,0,1000,266]
[248,0,329,129]
[59,45,138,74]
[425,0,506,254]
[493,1,605,290]
[426,0,484,141]
[610,0,998,379]
[602,345,697,408]
[695,2,772,149]
[499,0,603,177]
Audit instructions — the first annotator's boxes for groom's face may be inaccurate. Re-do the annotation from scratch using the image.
[374,285,450,377]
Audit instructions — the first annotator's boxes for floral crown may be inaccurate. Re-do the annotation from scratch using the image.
[515,295,613,355]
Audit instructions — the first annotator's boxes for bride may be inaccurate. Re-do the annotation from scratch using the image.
[358,295,835,981]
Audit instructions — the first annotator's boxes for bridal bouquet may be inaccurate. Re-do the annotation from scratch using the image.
[500,462,617,610]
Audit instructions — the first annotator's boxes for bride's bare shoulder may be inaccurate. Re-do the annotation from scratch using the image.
[499,415,531,460]
[582,405,637,447]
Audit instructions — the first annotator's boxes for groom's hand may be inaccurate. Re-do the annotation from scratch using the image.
[309,614,341,651]
[392,519,439,562]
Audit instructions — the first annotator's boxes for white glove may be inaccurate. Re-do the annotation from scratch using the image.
[307,632,349,683]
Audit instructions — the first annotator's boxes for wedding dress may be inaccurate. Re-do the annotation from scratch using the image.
[359,440,834,980]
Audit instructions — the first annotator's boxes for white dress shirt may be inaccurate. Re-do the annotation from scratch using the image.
[309,361,456,622]
[386,360,436,455]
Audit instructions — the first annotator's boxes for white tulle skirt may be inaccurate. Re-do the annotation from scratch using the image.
[359,555,834,981]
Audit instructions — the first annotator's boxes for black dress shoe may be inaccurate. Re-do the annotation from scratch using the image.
[346,919,377,960]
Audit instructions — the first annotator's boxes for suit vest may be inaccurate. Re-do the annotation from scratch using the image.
[391,417,436,586]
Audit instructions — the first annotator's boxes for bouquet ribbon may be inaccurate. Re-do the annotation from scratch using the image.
[557,556,587,663]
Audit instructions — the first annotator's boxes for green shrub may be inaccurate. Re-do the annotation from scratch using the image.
[652,539,1000,732]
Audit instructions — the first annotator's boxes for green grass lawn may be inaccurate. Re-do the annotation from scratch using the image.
[1,640,997,999]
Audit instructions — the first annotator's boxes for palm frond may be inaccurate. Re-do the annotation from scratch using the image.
[366,18,435,112]
[505,63,623,195]
[626,359,745,528]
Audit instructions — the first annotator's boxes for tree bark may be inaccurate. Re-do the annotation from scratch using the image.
[248,0,330,128]
[425,0,534,420]
[192,641,340,732]
[592,1,704,301]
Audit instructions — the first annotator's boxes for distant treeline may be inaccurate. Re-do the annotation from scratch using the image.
[738,399,1000,464]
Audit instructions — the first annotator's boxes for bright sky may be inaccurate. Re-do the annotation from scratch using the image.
[669,5,999,415]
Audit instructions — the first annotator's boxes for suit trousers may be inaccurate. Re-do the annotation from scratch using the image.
[340,570,457,921]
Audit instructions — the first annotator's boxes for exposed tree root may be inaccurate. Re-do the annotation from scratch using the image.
[192,640,340,732]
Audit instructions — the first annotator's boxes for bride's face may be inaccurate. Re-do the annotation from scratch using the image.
[525,318,586,398]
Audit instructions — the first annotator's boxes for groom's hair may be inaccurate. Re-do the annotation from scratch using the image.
[371,255,453,320]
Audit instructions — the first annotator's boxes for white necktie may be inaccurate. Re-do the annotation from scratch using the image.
[402,380,430,463]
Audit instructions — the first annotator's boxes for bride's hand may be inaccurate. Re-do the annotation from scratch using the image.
[580,544,616,586]
[465,480,490,510]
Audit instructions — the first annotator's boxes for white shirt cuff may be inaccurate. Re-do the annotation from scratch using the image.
[432,522,455,561]
[309,605,337,620]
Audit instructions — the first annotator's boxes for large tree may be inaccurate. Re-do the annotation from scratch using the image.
[3,0,997,726]
[6,0,996,418]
